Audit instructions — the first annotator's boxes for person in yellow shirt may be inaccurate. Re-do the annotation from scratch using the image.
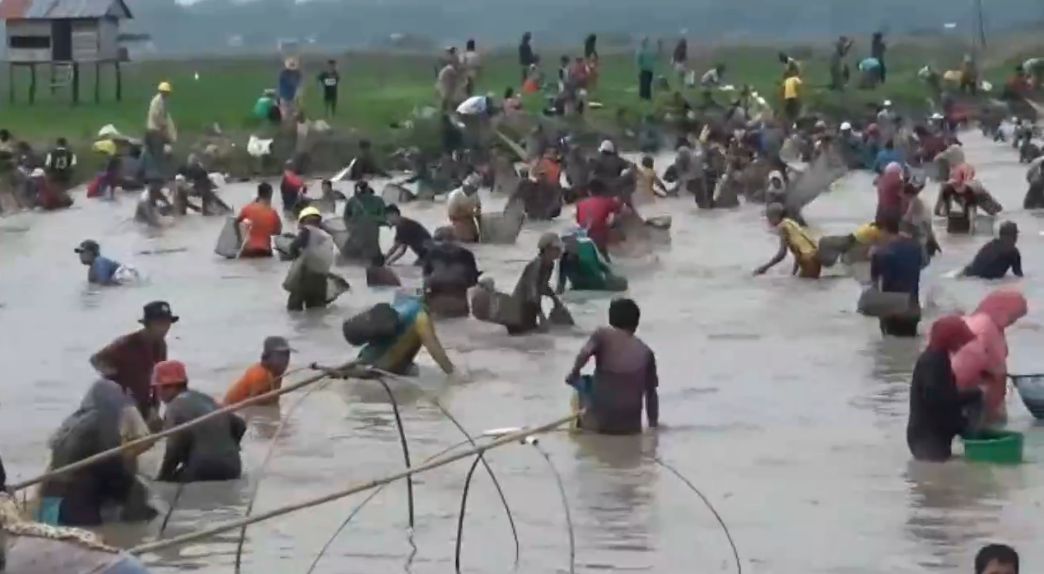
[223,336,294,406]
[353,294,455,376]
[782,75,802,123]
[754,203,821,278]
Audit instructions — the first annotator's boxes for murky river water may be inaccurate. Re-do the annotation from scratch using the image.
[1,132,1042,574]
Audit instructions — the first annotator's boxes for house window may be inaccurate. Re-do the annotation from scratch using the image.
[9,36,51,49]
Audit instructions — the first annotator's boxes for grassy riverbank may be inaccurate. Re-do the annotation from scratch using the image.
[0,37,1038,179]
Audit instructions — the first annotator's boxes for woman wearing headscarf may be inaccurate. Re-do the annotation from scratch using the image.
[934,163,979,233]
[907,315,984,462]
[37,379,157,526]
[875,161,904,224]
[951,289,1028,428]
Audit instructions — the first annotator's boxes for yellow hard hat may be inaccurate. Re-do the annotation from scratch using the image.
[297,206,322,221]
[157,81,172,93]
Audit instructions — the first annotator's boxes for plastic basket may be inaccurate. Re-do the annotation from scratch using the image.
[1010,374,1044,420]
[962,430,1024,464]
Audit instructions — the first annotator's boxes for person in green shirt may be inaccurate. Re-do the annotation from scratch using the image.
[636,37,656,101]
[340,181,387,261]
[557,230,628,293]
[252,89,280,124]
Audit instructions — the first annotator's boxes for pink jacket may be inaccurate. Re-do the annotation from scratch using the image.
[951,289,1027,423]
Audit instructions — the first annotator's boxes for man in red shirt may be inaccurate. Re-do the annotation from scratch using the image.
[91,301,177,419]
[575,178,624,256]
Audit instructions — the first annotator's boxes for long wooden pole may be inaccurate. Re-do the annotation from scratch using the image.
[128,412,579,555]
[8,361,363,492]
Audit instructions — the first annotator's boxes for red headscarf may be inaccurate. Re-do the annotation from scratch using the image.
[927,314,976,353]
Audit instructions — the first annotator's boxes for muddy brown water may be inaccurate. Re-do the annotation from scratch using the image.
[1,133,1042,574]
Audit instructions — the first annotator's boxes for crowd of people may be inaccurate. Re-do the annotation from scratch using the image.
[1,29,1040,574]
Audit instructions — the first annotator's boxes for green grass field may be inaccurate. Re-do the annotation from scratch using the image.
[0,37,1038,149]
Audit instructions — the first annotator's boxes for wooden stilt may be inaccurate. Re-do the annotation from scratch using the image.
[28,63,36,104]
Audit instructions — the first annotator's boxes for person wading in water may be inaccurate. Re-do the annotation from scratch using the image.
[566,298,659,434]
[154,360,246,483]
[91,301,177,421]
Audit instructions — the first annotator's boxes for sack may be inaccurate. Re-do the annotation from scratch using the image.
[214,216,242,259]
[342,303,401,346]
[489,292,523,327]
[273,233,296,260]
[281,257,306,292]
[857,287,912,318]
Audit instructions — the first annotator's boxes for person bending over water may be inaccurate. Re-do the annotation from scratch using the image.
[870,218,924,337]
[576,178,625,258]
[906,315,982,462]
[351,295,455,376]
[509,233,567,335]
[557,230,627,293]
[75,239,122,285]
[37,379,157,526]
[960,221,1023,279]
[153,360,246,483]
[385,205,433,266]
[565,298,658,435]
[753,203,820,278]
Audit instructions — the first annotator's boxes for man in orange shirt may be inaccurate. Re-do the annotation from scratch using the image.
[223,336,294,406]
[235,183,282,258]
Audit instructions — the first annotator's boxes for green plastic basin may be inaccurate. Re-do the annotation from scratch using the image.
[963,430,1024,464]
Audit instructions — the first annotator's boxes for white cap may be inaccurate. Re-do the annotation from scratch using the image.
[883,99,892,107]
[840,121,852,130]
[598,140,615,153]
[30,168,45,177]
[930,113,944,120]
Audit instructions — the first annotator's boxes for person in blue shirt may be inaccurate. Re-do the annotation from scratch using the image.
[75,239,121,285]
[870,218,924,337]
[873,138,903,174]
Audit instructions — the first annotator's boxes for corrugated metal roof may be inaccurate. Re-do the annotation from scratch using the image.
[0,0,132,20]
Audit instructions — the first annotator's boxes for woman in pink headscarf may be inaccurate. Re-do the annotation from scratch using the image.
[934,162,978,233]
[875,161,904,223]
[951,288,1028,427]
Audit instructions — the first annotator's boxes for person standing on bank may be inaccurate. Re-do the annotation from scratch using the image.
[636,37,656,101]
[317,60,340,117]
[519,32,537,82]
[90,301,177,420]
[871,31,887,84]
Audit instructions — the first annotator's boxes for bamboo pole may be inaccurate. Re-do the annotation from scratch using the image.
[128,412,580,555]
[8,361,364,492]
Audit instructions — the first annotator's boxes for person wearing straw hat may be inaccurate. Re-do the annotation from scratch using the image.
[91,301,177,419]
[154,360,246,483]
[278,57,303,123]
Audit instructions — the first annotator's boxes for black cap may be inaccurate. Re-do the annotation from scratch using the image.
[140,301,179,324]
[74,239,100,254]
[1000,221,1019,236]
